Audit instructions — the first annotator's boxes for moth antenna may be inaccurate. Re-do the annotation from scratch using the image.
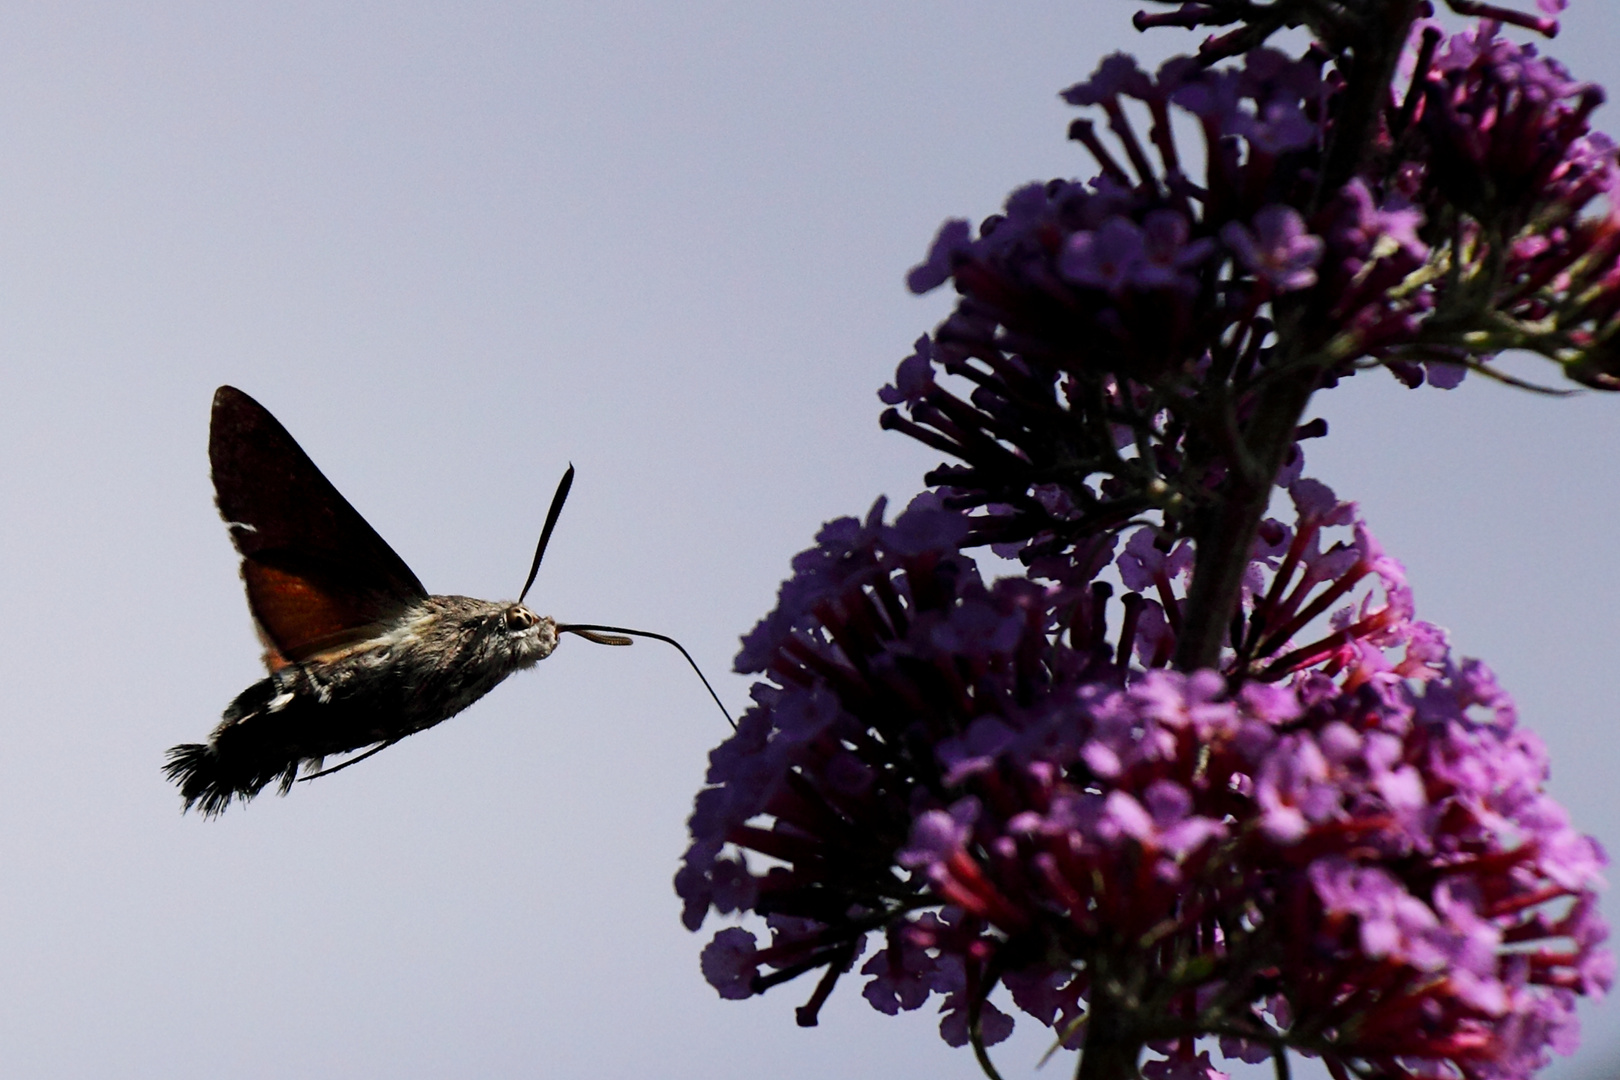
[557,622,735,729]
[519,464,576,604]
[298,740,399,783]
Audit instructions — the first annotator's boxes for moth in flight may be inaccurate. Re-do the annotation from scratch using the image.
[166,386,728,816]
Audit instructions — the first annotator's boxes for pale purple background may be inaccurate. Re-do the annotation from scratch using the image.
[0,3,1616,1078]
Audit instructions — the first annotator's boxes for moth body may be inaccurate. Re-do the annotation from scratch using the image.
[168,595,558,815]
[166,386,718,818]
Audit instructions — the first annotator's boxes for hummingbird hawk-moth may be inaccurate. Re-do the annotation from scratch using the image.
[166,386,728,816]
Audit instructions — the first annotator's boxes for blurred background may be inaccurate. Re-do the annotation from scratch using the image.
[0,2,1615,1077]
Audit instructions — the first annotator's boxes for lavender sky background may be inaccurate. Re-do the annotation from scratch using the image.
[0,3,1617,1078]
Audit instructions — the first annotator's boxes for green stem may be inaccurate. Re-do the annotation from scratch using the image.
[1172,363,1320,672]
[1173,0,1426,674]
[1076,995,1145,1080]
[1312,0,1424,212]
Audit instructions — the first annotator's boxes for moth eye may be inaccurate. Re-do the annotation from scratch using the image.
[504,606,537,631]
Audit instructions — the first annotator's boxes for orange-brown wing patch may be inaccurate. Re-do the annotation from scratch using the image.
[253,622,291,673]
[210,386,428,666]
[242,561,399,664]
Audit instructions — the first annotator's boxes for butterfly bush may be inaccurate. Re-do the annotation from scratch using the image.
[678,3,1611,1079]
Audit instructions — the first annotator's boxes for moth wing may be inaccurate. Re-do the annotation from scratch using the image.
[209,386,429,667]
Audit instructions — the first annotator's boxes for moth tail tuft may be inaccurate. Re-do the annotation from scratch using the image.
[164,741,299,818]
[163,743,236,817]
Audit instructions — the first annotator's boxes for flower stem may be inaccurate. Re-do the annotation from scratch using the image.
[1173,363,1320,671]
[1076,994,1145,1080]
[1175,0,1426,673]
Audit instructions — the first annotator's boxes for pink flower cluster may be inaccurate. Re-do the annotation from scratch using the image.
[678,488,1609,1079]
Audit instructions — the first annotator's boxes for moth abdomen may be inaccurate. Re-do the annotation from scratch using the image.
[166,673,362,816]
[167,601,560,815]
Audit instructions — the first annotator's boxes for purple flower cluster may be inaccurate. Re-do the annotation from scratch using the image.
[886,45,1378,553]
[1134,1,1565,61]
[681,3,1615,1078]
[1401,20,1620,389]
[884,17,1620,556]
[678,488,1609,1078]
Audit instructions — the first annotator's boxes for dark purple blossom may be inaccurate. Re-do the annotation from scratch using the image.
[1139,210,1217,292]
[1062,216,1150,293]
[1334,178,1427,264]
[1061,52,1156,106]
[1221,206,1324,292]
[877,335,935,406]
[1232,96,1317,154]
[701,928,760,1000]
[906,219,972,295]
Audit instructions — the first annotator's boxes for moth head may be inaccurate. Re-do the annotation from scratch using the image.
[501,601,557,652]
[504,603,559,656]
[449,598,558,670]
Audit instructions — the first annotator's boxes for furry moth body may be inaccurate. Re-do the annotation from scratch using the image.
[166,386,690,817]
[166,595,561,816]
